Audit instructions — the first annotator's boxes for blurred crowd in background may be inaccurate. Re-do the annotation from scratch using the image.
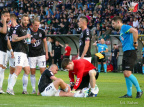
[0,0,144,40]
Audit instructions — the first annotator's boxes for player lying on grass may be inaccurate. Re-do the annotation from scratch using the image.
[38,64,85,97]
[62,58,99,97]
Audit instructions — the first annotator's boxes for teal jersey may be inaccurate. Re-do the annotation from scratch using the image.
[142,47,144,57]
[97,43,108,54]
[120,25,135,52]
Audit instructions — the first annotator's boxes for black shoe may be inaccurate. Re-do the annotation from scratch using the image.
[136,91,143,98]
[119,94,132,98]
[88,92,97,97]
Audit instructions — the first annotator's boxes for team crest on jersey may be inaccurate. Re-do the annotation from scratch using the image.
[39,33,42,37]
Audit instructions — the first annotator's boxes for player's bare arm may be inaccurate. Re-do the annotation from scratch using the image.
[43,38,49,60]
[7,37,14,58]
[50,76,58,81]
[93,42,97,46]
[0,16,7,34]
[59,43,64,47]
[12,33,31,42]
[81,40,90,59]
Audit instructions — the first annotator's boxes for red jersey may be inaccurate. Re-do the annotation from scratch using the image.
[69,59,96,90]
[65,46,71,56]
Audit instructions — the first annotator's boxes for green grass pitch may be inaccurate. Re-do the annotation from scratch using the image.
[0,69,144,107]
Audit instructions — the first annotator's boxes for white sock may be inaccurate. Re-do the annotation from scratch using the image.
[91,88,95,93]
[64,86,68,92]
[22,74,28,91]
[8,73,17,90]
[30,74,36,91]
[7,74,12,89]
[0,68,5,88]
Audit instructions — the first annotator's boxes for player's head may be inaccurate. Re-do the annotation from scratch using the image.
[62,58,74,71]
[32,18,40,31]
[10,13,17,22]
[1,11,10,23]
[112,16,122,30]
[101,39,105,44]
[21,14,29,27]
[113,44,117,48]
[49,64,58,74]
[78,16,88,28]
[47,37,52,42]
[55,40,59,46]
[65,42,69,46]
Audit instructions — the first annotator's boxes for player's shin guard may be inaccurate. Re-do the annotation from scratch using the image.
[142,66,144,74]
[30,74,36,91]
[104,64,107,73]
[128,74,142,92]
[125,77,132,96]
[8,73,17,90]
[22,74,28,91]
[0,68,4,88]
[98,64,101,73]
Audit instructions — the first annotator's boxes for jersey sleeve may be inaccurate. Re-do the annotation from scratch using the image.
[105,44,108,50]
[73,63,85,90]
[85,29,91,41]
[69,71,75,82]
[41,30,46,39]
[122,25,132,34]
[45,70,54,78]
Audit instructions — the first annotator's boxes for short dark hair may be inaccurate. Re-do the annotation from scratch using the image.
[113,44,117,45]
[79,16,88,23]
[65,42,68,44]
[61,58,70,69]
[10,13,17,19]
[21,14,29,19]
[112,16,122,22]
[1,11,9,15]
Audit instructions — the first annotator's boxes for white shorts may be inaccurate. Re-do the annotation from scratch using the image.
[28,55,46,68]
[7,51,15,67]
[41,83,60,96]
[0,50,7,67]
[14,52,29,67]
[78,56,92,62]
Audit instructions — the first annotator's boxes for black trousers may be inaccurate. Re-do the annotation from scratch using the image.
[63,56,70,59]
[111,57,117,71]
[54,56,61,69]
[46,52,52,66]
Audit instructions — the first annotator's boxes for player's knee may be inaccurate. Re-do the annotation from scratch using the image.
[89,70,96,76]
[123,70,131,77]
[56,78,63,83]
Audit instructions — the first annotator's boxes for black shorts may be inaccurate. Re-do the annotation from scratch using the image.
[143,57,144,64]
[97,54,106,62]
[76,69,99,90]
[122,50,137,71]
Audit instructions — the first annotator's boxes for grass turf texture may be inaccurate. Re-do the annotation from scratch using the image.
[0,69,144,107]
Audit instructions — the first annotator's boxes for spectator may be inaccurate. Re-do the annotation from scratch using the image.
[110,44,119,72]
[133,17,139,28]
[53,40,64,70]
[47,37,53,67]
[63,42,71,59]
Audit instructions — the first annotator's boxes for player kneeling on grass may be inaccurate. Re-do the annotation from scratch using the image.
[62,58,99,97]
[38,64,85,97]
